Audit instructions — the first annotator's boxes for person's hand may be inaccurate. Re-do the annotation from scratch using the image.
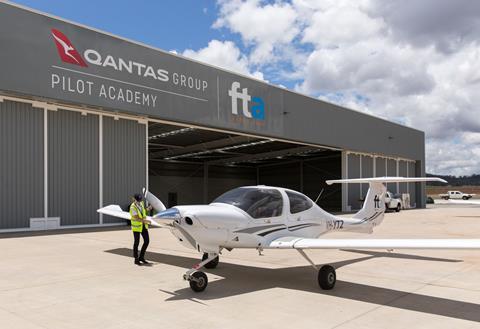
[147,205,153,211]
[144,219,151,225]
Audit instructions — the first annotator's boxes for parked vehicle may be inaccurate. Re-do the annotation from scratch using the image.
[439,191,475,200]
[385,191,402,212]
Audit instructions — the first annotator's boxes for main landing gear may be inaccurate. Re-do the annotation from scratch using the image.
[183,253,219,292]
[297,249,336,290]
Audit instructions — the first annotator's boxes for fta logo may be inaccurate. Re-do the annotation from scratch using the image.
[228,82,265,120]
[51,29,88,67]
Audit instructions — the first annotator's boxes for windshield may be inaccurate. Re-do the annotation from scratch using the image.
[212,187,283,219]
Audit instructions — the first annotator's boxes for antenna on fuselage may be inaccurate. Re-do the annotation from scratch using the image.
[315,188,324,204]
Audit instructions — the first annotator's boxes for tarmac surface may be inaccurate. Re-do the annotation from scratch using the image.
[1,205,480,329]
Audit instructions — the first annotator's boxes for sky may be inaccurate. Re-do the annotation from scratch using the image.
[12,0,480,176]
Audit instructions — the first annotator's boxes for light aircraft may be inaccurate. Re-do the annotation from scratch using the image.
[98,177,480,292]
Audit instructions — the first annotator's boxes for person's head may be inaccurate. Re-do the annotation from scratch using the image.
[133,193,143,202]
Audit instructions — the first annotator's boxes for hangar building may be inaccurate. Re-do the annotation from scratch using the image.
[0,2,426,232]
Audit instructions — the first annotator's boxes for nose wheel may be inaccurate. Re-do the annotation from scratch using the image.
[183,252,218,292]
[188,271,208,292]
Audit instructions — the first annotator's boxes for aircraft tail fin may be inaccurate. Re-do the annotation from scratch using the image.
[326,177,446,231]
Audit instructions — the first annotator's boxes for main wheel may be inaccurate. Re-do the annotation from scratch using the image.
[463,196,468,200]
[318,265,336,290]
[202,253,219,269]
[189,271,208,292]
[395,204,401,212]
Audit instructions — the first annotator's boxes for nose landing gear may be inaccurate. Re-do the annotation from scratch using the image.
[183,252,219,292]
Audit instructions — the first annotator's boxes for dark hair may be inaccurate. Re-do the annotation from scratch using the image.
[133,193,143,202]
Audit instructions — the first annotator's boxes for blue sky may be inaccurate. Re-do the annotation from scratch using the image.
[13,1,231,51]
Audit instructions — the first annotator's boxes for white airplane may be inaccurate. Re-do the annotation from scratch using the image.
[98,177,480,292]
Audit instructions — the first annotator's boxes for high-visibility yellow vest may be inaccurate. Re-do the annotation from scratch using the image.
[129,201,148,232]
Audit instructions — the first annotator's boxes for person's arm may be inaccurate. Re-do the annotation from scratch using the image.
[131,214,150,224]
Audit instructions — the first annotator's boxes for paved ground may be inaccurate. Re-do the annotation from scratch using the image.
[1,206,480,329]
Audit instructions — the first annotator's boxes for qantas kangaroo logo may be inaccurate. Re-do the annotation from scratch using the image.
[51,29,87,67]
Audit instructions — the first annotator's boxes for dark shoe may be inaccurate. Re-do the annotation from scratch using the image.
[139,258,150,264]
[134,259,142,266]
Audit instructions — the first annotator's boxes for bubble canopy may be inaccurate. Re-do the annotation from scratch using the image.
[212,187,283,219]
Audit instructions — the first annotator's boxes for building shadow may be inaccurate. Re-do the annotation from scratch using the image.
[0,224,128,239]
[105,248,479,322]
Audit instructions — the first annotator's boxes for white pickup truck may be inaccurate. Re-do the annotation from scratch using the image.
[439,191,475,200]
[385,191,402,212]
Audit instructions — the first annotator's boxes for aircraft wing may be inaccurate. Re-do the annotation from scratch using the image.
[97,205,172,228]
[97,205,131,220]
[268,237,480,249]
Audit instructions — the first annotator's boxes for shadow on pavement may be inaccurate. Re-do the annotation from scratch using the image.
[105,248,479,322]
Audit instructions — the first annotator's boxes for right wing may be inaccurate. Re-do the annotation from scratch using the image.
[268,237,480,249]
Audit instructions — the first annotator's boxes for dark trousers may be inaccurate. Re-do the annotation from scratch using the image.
[133,228,149,260]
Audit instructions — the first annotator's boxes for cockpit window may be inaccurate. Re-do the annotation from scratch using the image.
[286,191,313,214]
[212,187,283,219]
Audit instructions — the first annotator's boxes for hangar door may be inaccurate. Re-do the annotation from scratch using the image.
[0,98,146,231]
[0,100,44,230]
[47,110,146,227]
[345,152,418,211]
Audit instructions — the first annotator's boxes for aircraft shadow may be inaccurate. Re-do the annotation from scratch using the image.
[105,248,479,322]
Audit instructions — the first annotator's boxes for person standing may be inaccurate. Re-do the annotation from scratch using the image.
[130,193,152,265]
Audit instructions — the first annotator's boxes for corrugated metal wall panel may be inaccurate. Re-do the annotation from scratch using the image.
[361,155,373,199]
[399,161,408,194]
[347,154,361,210]
[48,110,99,225]
[103,117,146,223]
[408,161,416,207]
[375,157,386,177]
[0,100,43,229]
[387,159,397,193]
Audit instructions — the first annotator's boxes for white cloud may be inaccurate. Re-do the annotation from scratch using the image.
[214,0,299,63]
[188,1,480,174]
[182,39,264,80]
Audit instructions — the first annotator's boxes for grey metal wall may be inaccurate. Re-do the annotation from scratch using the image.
[376,157,386,177]
[0,100,44,229]
[361,155,373,199]
[48,110,99,225]
[347,154,362,210]
[345,154,424,210]
[399,161,408,195]
[103,117,146,223]
[386,159,397,193]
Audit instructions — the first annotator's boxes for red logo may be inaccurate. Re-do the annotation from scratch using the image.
[51,29,87,67]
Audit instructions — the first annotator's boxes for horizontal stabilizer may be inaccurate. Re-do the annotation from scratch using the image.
[269,237,480,249]
[326,177,447,185]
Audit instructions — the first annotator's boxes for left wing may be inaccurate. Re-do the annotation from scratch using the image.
[269,237,480,249]
[97,205,172,228]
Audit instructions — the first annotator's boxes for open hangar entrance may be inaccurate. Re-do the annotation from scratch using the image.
[147,121,343,212]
